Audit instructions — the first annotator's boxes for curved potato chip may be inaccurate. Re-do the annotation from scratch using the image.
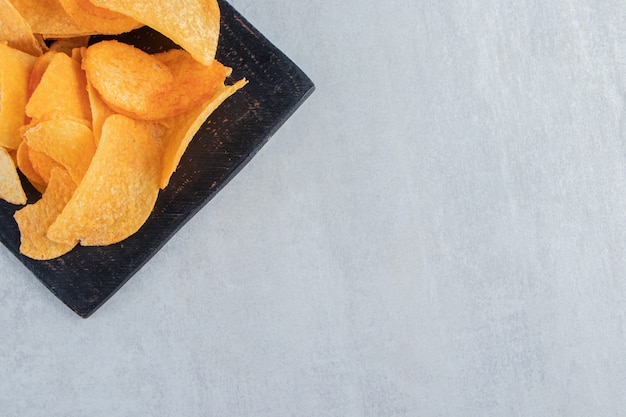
[26,52,91,123]
[90,0,220,65]
[28,147,63,186]
[0,0,43,56]
[85,79,115,147]
[138,49,231,120]
[82,40,174,120]
[0,146,26,205]
[16,142,46,192]
[58,0,141,34]
[23,119,95,184]
[160,78,247,189]
[27,51,58,99]
[0,42,36,150]
[14,167,77,260]
[47,114,162,246]
[9,0,94,38]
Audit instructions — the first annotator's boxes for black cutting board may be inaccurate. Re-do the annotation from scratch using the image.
[0,0,314,318]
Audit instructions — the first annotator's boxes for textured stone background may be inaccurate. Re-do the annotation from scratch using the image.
[2,0,626,415]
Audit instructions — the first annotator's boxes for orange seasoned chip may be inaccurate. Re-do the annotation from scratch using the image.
[16,142,46,192]
[82,40,174,120]
[26,52,91,123]
[0,42,36,150]
[0,0,251,260]
[22,119,95,184]
[27,51,58,99]
[58,0,141,34]
[90,0,220,65]
[14,167,77,260]
[0,145,26,205]
[85,79,115,147]
[140,49,231,120]
[0,0,44,56]
[9,0,94,38]
[160,79,247,189]
[47,114,162,246]
[28,147,63,186]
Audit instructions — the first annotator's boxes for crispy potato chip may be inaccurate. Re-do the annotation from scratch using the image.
[90,0,220,65]
[23,119,95,184]
[9,0,94,38]
[135,49,231,120]
[27,51,58,99]
[160,78,247,189]
[0,0,44,56]
[26,52,91,123]
[0,0,249,259]
[47,114,162,246]
[28,147,63,186]
[16,142,46,192]
[0,42,36,149]
[82,40,174,120]
[85,79,115,147]
[14,167,77,260]
[58,0,141,34]
[0,145,26,205]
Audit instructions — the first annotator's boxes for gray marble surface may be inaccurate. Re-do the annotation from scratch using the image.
[2,0,626,415]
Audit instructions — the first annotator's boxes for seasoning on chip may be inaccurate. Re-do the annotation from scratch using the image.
[82,40,174,121]
[148,49,232,120]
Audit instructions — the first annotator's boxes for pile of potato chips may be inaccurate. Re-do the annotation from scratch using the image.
[0,0,246,260]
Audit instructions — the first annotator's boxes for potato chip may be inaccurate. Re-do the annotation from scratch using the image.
[133,49,231,120]
[23,119,95,184]
[160,78,247,189]
[47,114,162,246]
[27,51,58,99]
[0,145,26,205]
[14,167,77,260]
[0,0,44,56]
[58,0,141,34]
[16,142,46,192]
[82,40,174,120]
[9,0,94,38]
[90,0,220,65]
[26,52,91,123]
[28,147,63,186]
[0,42,36,150]
[85,79,114,147]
